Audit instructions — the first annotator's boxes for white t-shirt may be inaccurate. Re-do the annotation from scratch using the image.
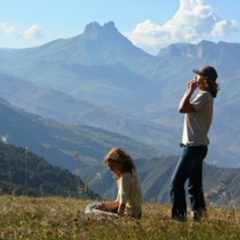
[116,172,142,217]
[182,91,214,146]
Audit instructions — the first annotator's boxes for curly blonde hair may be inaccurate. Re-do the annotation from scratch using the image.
[104,147,136,175]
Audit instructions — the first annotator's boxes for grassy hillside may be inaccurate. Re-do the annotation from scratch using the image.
[0,142,98,199]
[0,196,239,239]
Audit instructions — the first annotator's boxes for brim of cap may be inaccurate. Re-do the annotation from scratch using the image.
[193,69,202,74]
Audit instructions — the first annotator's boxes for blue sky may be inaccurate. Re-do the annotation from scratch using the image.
[0,0,239,54]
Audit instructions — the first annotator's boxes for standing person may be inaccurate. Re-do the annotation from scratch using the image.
[170,66,220,222]
[98,147,142,219]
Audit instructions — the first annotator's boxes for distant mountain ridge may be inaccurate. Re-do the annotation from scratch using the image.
[0,21,239,168]
[0,21,154,67]
[78,155,240,206]
[0,97,163,171]
[158,40,240,65]
[1,102,239,205]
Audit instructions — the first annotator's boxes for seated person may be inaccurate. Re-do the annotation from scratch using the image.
[95,147,142,219]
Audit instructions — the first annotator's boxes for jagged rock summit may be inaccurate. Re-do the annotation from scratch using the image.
[84,21,119,39]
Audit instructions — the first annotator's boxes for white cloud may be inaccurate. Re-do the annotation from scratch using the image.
[0,22,17,34]
[124,0,238,54]
[0,22,43,39]
[21,24,43,39]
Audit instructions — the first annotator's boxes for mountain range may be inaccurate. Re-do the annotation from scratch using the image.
[0,97,162,171]
[0,21,239,168]
[0,96,239,206]
[0,21,239,203]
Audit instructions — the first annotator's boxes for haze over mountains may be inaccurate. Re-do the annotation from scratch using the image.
[1,96,239,205]
[0,21,239,169]
[0,97,162,171]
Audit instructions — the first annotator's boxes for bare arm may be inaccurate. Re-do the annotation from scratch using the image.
[179,80,198,113]
[98,201,119,211]
[98,201,126,216]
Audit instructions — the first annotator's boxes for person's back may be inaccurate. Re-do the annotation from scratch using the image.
[117,171,142,218]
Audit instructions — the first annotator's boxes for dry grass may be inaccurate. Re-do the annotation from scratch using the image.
[0,196,239,240]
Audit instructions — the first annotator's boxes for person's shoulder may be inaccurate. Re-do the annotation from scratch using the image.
[200,91,212,97]
[197,91,213,101]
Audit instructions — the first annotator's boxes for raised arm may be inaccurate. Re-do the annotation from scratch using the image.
[179,79,198,113]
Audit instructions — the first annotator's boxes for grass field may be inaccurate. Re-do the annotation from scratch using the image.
[0,196,239,240]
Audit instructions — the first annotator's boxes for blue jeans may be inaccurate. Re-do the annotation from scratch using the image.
[170,145,208,217]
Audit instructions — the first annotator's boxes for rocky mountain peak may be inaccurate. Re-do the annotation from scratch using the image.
[83,21,118,39]
[158,40,223,59]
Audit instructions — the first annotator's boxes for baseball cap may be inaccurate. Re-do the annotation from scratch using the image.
[193,66,218,81]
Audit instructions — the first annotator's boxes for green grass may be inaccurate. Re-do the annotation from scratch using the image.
[0,196,239,240]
